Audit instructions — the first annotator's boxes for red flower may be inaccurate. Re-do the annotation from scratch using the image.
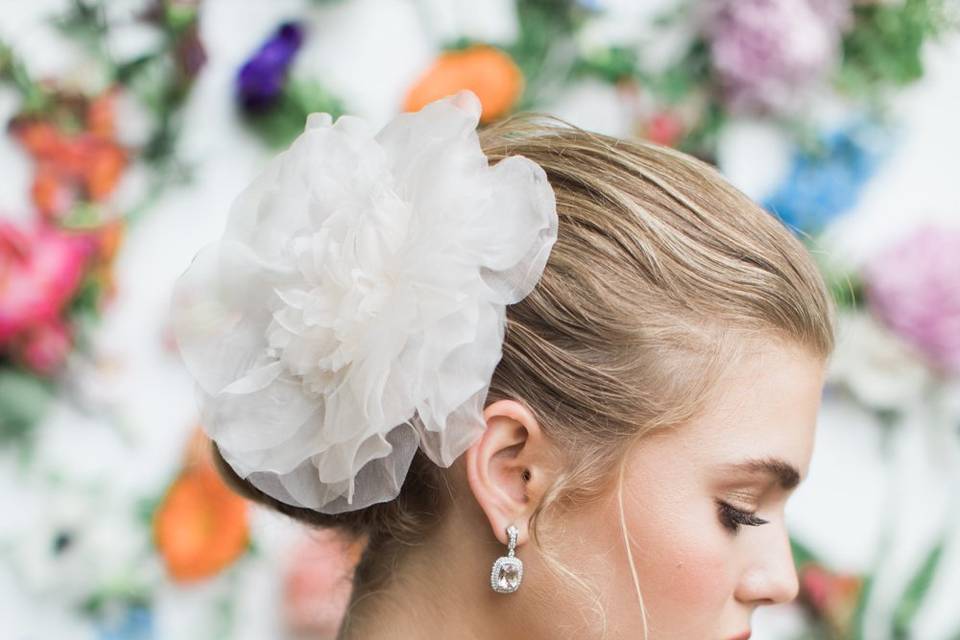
[646,112,685,147]
[799,564,863,634]
[0,220,95,346]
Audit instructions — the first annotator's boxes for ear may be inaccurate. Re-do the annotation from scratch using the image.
[464,398,559,548]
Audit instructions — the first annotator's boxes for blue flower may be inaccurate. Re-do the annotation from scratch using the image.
[96,605,154,640]
[236,22,305,113]
[763,123,889,235]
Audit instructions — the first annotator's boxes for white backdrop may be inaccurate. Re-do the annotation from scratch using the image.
[1,1,959,638]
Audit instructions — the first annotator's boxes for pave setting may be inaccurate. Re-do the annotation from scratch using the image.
[490,524,523,593]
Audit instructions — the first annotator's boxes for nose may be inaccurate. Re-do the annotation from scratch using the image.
[735,521,800,606]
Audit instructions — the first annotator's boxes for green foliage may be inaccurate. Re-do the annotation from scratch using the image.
[891,539,946,639]
[645,37,713,103]
[0,42,50,114]
[839,0,952,99]
[240,79,347,149]
[163,2,199,35]
[135,492,163,529]
[849,573,874,640]
[641,38,724,162]
[0,369,55,443]
[791,536,821,568]
[812,252,865,311]
[507,0,588,111]
[572,46,639,83]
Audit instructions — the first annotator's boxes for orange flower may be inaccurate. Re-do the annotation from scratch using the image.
[86,87,118,139]
[95,217,125,264]
[403,45,523,124]
[10,89,128,218]
[182,424,213,469]
[153,450,249,583]
[77,218,124,307]
[31,163,74,219]
[11,121,63,157]
[83,141,127,201]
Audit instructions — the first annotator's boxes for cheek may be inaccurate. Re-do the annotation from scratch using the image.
[635,519,730,603]
[622,498,737,632]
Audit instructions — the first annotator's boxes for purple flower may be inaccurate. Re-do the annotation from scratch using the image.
[864,225,960,376]
[236,22,305,113]
[704,0,852,114]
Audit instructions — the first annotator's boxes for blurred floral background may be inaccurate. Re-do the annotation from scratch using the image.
[1,0,959,638]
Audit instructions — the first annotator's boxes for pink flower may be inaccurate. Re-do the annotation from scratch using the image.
[799,564,862,633]
[646,112,685,147]
[864,225,960,376]
[704,0,852,114]
[0,220,95,344]
[17,318,73,376]
[282,529,364,637]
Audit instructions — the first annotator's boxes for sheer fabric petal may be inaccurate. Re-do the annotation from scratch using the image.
[170,89,558,514]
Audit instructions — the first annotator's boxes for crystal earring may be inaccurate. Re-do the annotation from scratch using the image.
[490,524,523,593]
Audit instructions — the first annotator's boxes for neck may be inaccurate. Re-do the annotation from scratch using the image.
[335,509,526,639]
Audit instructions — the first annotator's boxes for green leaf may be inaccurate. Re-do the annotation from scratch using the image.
[135,492,164,528]
[164,2,198,34]
[0,368,55,443]
[791,536,822,569]
[850,573,874,640]
[572,46,639,83]
[839,0,952,99]
[242,79,347,149]
[812,253,865,311]
[891,539,946,639]
[0,40,51,113]
[506,0,586,111]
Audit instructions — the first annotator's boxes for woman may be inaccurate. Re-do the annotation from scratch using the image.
[172,90,835,639]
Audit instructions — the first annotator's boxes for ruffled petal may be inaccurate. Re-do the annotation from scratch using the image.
[170,240,292,396]
[171,89,558,514]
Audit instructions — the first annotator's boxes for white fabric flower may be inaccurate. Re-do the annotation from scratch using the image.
[827,310,932,414]
[170,90,558,514]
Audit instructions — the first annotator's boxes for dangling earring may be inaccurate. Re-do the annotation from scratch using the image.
[490,524,523,593]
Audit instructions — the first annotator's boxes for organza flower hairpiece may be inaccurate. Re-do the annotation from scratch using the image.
[170,90,558,514]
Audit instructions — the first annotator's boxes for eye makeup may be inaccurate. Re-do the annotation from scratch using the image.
[716,499,769,534]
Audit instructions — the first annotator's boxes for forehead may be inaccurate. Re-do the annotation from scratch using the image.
[648,340,826,480]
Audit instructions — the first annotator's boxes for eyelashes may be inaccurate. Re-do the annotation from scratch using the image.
[716,500,769,534]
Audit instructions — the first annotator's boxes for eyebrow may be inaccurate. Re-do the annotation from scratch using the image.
[721,457,802,490]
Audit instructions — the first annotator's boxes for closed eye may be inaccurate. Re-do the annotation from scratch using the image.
[716,500,769,534]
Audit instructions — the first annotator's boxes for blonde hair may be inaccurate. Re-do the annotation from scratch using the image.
[212,112,836,638]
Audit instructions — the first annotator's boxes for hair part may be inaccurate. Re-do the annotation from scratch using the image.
[211,111,836,639]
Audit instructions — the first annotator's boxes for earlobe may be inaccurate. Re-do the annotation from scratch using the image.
[464,398,554,548]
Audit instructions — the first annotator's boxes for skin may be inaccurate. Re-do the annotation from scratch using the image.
[339,339,827,640]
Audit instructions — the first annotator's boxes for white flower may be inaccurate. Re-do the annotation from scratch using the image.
[416,0,520,45]
[7,483,152,607]
[827,310,932,415]
[171,90,558,514]
[546,78,637,139]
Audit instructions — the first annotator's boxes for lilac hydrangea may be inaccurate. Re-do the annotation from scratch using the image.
[236,22,305,113]
[864,225,960,376]
[704,0,852,114]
